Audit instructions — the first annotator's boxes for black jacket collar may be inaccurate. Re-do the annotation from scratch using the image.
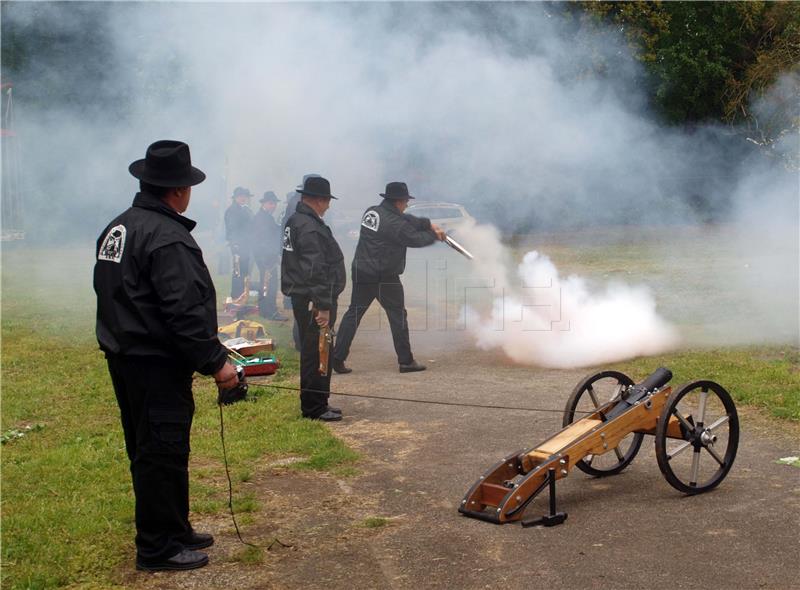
[295,201,325,226]
[379,199,401,216]
[132,192,197,231]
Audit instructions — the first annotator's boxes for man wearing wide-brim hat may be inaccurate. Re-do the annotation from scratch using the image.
[281,176,347,421]
[333,181,445,374]
[94,140,239,571]
[281,174,322,351]
[251,191,287,320]
[224,185,254,299]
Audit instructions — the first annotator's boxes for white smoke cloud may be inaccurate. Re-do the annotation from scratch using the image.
[12,3,731,227]
[7,3,786,229]
[462,222,678,368]
[4,2,797,351]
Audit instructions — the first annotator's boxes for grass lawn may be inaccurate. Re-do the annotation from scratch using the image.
[519,225,799,420]
[611,347,799,421]
[2,232,797,588]
[1,245,357,589]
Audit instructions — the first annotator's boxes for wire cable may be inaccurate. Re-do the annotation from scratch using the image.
[218,402,291,551]
[215,376,593,549]
[248,381,592,415]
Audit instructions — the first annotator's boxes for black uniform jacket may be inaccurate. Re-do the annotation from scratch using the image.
[352,199,436,282]
[224,202,253,246]
[280,201,346,310]
[251,209,282,267]
[94,192,228,376]
[281,192,301,228]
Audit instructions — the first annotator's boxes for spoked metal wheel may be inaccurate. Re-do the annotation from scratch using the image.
[655,380,739,494]
[563,370,644,476]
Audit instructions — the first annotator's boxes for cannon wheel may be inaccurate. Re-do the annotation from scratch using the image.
[655,380,739,494]
[563,370,644,476]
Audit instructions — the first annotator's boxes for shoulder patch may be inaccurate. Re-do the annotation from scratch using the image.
[282,226,294,252]
[98,224,126,263]
[362,210,380,232]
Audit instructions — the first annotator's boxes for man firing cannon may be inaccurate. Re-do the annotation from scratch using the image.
[94,140,239,571]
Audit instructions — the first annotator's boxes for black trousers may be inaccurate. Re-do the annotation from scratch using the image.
[255,260,279,317]
[292,297,337,418]
[106,355,196,563]
[230,244,251,299]
[333,278,413,366]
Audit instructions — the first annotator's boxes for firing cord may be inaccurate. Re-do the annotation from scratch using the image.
[248,381,591,415]
[215,378,589,550]
[217,402,291,552]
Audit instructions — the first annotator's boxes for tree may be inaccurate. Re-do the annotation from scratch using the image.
[723,2,800,168]
[579,1,799,131]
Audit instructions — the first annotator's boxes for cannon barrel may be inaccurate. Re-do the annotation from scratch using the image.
[623,367,673,402]
[605,367,673,419]
[637,367,673,392]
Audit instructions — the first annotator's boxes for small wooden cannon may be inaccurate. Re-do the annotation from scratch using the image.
[459,368,739,526]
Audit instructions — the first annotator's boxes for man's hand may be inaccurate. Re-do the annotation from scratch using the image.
[431,224,447,241]
[214,362,238,389]
[315,309,330,328]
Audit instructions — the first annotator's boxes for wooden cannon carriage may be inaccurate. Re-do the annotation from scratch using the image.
[459,368,740,526]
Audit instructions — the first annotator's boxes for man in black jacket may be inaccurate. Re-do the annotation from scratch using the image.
[281,176,346,421]
[251,191,286,320]
[282,174,320,351]
[224,186,253,298]
[333,182,445,374]
[94,140,238,572]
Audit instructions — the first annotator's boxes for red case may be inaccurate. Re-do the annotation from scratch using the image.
[242,359,280,377]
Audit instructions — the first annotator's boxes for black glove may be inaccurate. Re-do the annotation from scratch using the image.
[217,365,248,405]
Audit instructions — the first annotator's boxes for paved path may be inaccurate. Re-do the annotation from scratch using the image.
[131,328,800,589]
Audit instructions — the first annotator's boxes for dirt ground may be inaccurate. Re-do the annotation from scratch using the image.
[122,329,800,590]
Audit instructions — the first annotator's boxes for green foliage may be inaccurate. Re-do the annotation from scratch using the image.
[723,3,800,119]
[579,1,800,126]
[580,1,671,64]
[652,3,759,122]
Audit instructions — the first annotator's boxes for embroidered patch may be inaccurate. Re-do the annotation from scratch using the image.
[361,210,380,232]
[282,226,294,251]
[98,224,126,263]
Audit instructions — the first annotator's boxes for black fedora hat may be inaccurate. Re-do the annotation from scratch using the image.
[260,191,279,203]
[129,140,206,187]
[232,186,253,198]
[295,173,321,189]
[380,181,414,200]
[297,176,337,199]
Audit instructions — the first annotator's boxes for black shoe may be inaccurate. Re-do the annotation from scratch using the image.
[309,410,343,422]
[332,359,352,374]
[181,531,214,550]
[399,360,426,373]
[327,405,342,414]
[136,549,209,572]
